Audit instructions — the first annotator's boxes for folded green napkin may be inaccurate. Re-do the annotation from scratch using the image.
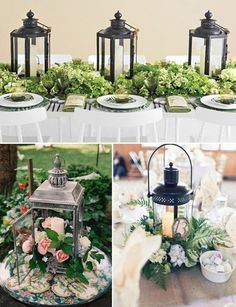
[62,94,85,112]
[166,95,191,113]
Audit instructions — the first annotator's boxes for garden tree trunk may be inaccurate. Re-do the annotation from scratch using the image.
[0,145,17,195]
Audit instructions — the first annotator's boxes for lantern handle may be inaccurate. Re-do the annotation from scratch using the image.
[147,143,193,198]
[215,23,230,34]
[125,22,139,33]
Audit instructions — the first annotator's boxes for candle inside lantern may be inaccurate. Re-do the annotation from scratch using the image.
[162,211,174,238]
[115,40,124,80]
[50,217,65,235]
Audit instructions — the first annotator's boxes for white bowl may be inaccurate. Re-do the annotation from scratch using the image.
[213,239,235,257]
[199,250,235,283]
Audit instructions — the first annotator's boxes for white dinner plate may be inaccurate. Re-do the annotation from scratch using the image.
[97,95,148,110]
[201,94,236,110]
[0,93,44,108]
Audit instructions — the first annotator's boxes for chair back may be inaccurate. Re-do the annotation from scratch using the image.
[73,108,162,142]
[0,108,47,143]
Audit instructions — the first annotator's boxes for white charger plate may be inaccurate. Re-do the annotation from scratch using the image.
[201,95,236,110]
[0,93,44,108]
[97,95,147,110]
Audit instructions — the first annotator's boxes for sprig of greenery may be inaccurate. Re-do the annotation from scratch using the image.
[129,202,229,290]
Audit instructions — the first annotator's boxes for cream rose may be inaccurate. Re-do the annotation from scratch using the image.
[79,236,91,249]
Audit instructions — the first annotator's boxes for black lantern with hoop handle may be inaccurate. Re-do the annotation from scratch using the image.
[147,144,193,239]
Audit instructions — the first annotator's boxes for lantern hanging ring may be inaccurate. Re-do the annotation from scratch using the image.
[147,143,193,198]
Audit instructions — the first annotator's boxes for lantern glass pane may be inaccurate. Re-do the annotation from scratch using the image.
[17,38,25,75]
[13,210,33,284]
[191,37,206,74]
[104,38,111,77]
[17,37,45,77]
[209,38,224,75]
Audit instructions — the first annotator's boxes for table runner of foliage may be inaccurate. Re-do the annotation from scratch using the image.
[1,59,236,101]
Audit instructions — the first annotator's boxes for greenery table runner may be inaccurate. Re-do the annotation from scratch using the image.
[1,59,236,114]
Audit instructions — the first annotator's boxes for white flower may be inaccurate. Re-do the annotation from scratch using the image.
[79,236,91,249]
[149,249,166,264]
[65,233,73,237]
[42,256,48,262]
[168,244,187,267]
[34,230,47,244]
[220,68,236,82]
[86,226,91,233]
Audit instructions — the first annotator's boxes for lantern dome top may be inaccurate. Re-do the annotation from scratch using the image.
[48,154,68,188]
[164,162,179,186]
[97,10,137,38]
[151,161,192,206]
[192,10,229,37]
[11,10,51,38]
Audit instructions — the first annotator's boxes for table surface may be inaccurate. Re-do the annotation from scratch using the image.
[0,287,111,307]
[139,265,236,307]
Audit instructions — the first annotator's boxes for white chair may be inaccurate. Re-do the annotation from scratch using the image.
[0,108,47,143]
[88,55,146,67]
[195,107,236,142]
[73,108,163,142]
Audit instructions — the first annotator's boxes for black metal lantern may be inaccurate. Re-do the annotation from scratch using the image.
[96,11,138,83]
[188,11,229,76]
[10,10,51,77]
[147,144,193,238]
[12,154,84,283]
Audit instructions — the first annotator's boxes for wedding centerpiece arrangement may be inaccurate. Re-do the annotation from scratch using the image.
[1,154,111,306]
[126,144,232,289]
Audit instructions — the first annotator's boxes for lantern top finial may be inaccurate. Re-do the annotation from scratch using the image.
[205,10,213,20]
[53,153,62,169]
[48,154,68,188]
[114,11,122,20]
[27,10,34,19]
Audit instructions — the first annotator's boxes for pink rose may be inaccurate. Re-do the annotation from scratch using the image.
[55,250,70,263]
[22,236,33,254]
[42,217,52,229]
[37,237,52,255]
